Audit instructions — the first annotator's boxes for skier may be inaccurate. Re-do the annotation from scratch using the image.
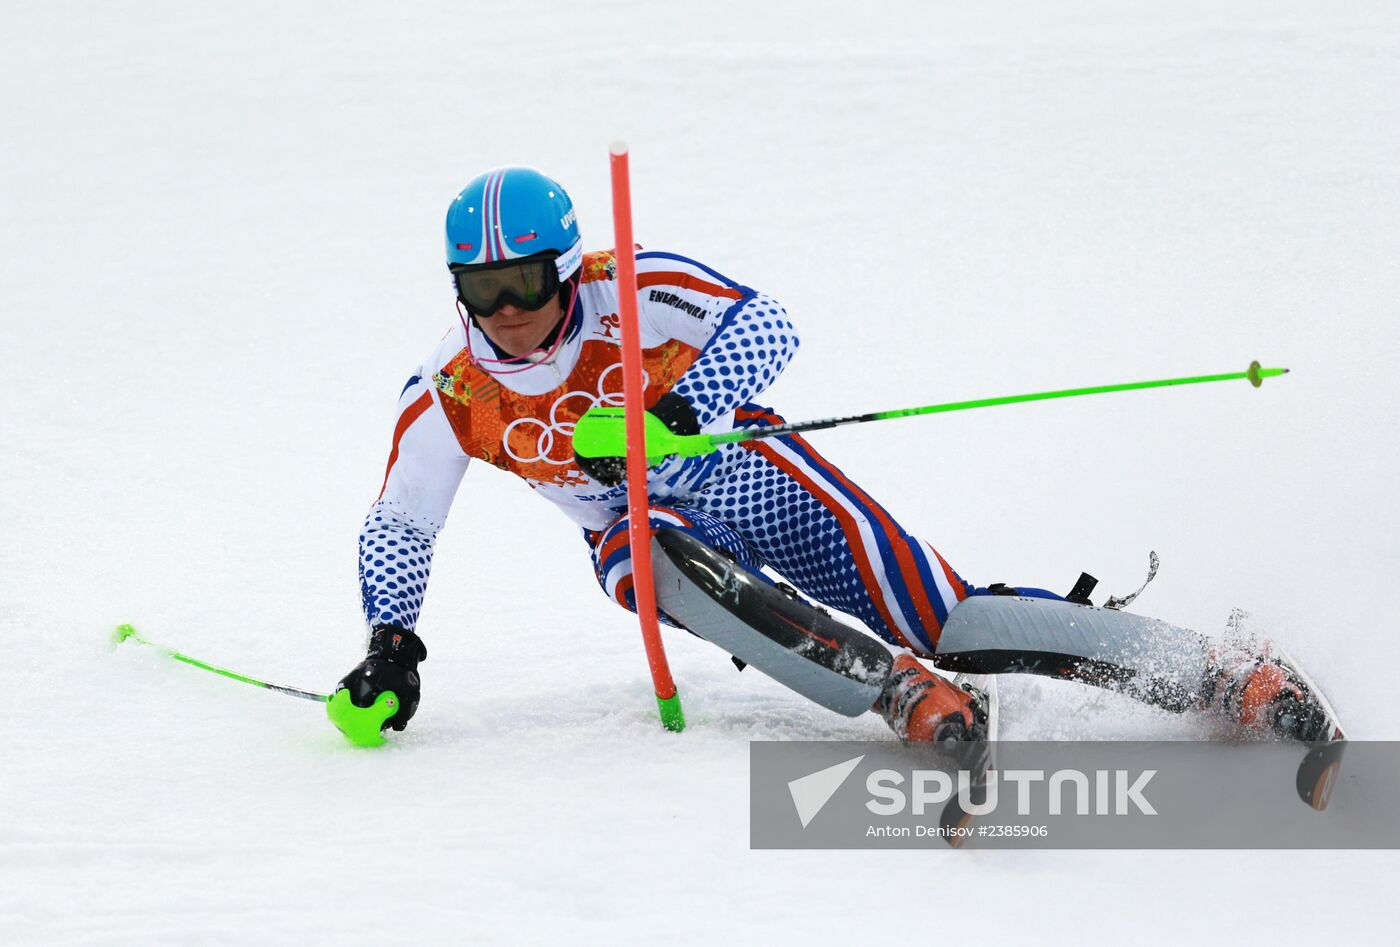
[331,165,1331,745]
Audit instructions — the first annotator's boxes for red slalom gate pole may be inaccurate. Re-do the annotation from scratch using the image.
[608,141,685,732]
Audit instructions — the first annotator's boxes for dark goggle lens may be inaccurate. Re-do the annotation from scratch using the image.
[452,258,559,314]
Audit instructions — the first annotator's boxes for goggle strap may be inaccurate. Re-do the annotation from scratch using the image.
[554,242,583,281]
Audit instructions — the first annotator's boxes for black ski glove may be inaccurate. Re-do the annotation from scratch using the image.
[574,391,700,487]
[334,625,427,732]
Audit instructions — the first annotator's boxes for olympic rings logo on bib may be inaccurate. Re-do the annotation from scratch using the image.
[502,363,648,466]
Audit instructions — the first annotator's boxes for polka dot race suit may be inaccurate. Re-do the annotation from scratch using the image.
[364,250,973,657]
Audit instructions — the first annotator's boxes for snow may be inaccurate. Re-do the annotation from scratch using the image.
[4,0,1399,941]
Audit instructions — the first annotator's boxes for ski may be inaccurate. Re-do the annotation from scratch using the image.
[937,672,999,848]
[651,529,895,716]
[1275,647,1348,811]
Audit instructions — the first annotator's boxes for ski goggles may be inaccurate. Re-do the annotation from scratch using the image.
[451,254,561,315]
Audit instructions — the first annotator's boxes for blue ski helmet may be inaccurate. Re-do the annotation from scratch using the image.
[445,167,582,281]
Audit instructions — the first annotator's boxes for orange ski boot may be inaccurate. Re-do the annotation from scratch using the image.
[875,654,986,743]
[1205,647,1332,742]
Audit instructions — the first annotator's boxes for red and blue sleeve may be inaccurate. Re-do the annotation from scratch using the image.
[635,251,799,427]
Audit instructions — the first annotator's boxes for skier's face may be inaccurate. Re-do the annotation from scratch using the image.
[476,292,565,356]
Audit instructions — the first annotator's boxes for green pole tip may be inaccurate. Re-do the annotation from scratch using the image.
[112,624,138,645]
[657,692,686,732]
[326,689,398,747]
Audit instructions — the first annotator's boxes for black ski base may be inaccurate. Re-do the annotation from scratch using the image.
[1296,737,1347,811]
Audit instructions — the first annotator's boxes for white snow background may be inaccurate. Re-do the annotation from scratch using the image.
[3,0,1398,942]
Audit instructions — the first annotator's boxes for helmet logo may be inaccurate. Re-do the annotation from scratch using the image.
[560,207,576,230]
[456,243,474,251]
[514,232,537,244]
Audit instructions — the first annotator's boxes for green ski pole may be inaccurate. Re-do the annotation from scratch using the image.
[573,361,1289,462]
[112,624,329,703]
[114,624,401,746]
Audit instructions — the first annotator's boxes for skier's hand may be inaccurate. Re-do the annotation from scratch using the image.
[333,625,427,733]
[574,392,700,487]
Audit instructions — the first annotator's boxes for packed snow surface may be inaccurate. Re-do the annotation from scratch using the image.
[3,1,1398,942]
